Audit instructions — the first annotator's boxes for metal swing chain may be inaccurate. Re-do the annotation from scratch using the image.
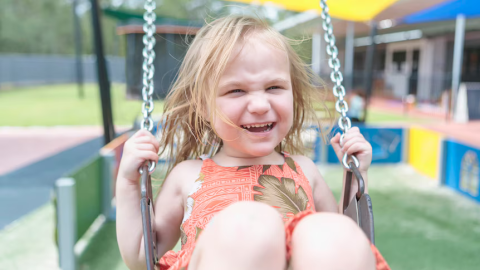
[320,0,359,170]
[319,3,374,244]
[139,0,157,174]
[140,1,159,269]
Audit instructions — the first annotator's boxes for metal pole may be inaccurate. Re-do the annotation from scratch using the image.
[56,178,77,270]
[363,21,378,122]
[90,0,115,144]
[450,14,466,120]
[312,31,321,76]
[345,21,355,91]
[72,0,84,99]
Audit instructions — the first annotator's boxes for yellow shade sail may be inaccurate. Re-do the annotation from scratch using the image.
[227,0,399,21]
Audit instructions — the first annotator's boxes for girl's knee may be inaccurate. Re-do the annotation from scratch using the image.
[293,212,365,244]
[290,213,375,269]
[191,202,287,270]
[206,201,285,250]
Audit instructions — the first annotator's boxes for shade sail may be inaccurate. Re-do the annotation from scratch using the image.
[403,0,480,24]
[227,0,399,21]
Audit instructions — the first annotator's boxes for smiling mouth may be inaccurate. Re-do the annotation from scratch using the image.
[241,122,275,133]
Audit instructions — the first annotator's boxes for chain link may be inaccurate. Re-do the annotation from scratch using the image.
[320,0,359,170]
[139,0,157,174]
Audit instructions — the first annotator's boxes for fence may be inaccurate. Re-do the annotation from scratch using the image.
[55,135,122,270]
[0,54,125,88]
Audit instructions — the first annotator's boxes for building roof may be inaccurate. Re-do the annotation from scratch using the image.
[102,8,202,35]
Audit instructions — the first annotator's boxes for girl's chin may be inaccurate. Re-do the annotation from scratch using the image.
[242,143,281,156]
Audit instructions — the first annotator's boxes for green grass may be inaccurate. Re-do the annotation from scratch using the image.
[0,84,164,126]
[1,165,479,270]
[323,165,480,270]
[366,107,435,124]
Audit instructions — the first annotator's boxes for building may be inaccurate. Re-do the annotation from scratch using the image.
[104,8,202,99]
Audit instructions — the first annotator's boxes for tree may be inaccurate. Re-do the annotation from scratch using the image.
[0,0,121,55]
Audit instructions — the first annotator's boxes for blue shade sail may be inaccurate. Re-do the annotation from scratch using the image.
[403,0,480,24]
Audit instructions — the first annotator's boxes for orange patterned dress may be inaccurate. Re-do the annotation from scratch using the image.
[159,153,390,270]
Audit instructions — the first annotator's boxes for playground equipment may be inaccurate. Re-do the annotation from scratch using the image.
[55,140,120,270]
[136,0,375,269]
[50,1,480,270]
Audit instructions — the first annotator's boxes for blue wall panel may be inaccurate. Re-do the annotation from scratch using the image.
[444,140,480,203]
[326,126,403,164]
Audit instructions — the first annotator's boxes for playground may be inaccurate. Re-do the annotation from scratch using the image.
[1,0,480,269]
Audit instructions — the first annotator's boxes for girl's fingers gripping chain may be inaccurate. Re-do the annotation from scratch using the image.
[133,130,160,151]
[330,127,372,173]
[341,137,364,154]
[118,130,160,184]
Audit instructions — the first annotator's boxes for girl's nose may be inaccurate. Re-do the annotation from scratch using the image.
[247,94,271,115]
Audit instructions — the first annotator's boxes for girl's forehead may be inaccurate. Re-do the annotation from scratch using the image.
[229,34,289,65]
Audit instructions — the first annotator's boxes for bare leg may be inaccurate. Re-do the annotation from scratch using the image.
[189,201,286,270]
[290,213,376,270]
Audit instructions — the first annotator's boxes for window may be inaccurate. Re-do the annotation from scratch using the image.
[392,51,406,72]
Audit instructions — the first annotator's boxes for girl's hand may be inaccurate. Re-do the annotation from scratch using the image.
[117,129,160,184]
[330,127,372,173]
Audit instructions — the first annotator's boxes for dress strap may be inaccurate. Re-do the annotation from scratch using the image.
[282,151,290,158]
[198,156,218,168]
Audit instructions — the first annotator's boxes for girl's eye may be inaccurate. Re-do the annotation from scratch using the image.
[228,89,244,94]
[267,86,281,90]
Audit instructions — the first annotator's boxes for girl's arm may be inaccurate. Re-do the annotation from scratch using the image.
[116,130,184,270]
[153,160,203,256]
[116,170,184,270]
[291,155,338,213]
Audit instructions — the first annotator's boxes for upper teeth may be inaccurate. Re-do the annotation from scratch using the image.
[243,123,273,129]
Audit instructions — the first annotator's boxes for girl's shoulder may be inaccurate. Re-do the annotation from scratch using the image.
[288,154,322,188]
[168,159,204,200]
[288,154,317,169]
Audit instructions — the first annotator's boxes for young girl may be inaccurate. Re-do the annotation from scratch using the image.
[116,15,390,270]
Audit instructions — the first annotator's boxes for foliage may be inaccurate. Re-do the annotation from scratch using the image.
[0,0,121,55]
[0,0,304,56]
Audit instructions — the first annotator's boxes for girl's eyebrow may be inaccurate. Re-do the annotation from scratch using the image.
[219,78,290,89]
[266,78,290,86]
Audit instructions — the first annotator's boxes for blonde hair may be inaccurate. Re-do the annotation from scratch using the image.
[158,15,332,175]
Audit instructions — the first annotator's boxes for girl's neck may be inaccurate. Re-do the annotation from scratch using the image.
[211,148,285,167]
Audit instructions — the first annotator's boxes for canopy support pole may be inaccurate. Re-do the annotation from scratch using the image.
[312,31,322,76]
[363,21,377,122]
[345,21,355,91]
[450,14,466,121]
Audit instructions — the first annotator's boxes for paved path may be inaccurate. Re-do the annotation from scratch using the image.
[0,126,128,229]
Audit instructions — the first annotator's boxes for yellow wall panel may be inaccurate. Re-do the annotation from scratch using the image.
[409,127,442,180]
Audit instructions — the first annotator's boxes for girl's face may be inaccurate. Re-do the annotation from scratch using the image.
[214,36,293,158]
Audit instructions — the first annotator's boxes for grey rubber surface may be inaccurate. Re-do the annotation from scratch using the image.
[0,137,103,229]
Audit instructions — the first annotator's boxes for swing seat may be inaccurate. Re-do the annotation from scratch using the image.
[343,162,375,244]
[136,0,378,268]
